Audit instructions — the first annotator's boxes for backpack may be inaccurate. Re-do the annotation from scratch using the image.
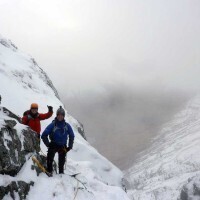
[23,110,39,124]
[49,120,68,141]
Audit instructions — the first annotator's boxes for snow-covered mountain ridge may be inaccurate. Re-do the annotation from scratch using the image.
[0,35,129,200]
[126,96,200,199]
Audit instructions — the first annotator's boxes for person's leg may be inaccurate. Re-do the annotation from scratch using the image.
[58,152,66,174]
[47,148,56,173]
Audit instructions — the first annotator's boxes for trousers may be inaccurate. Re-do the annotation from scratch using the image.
[47,146,66,174]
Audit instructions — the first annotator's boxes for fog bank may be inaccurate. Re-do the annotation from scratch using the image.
[62,85,192,170]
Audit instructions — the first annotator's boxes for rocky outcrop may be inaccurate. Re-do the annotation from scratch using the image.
[0,38,18,51]
[0,106,41,199]
[2,107,21,123]
[179,176,200,200]
[0,181,34,200]
[76,120,87,140]
[0,118,40,176]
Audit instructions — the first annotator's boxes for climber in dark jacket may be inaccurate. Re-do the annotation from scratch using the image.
[41,106,75,174]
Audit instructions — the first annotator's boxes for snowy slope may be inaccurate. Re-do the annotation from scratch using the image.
[126,96,200,200]
[0,35,129,200]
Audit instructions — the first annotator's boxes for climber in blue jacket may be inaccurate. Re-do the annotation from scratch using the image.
[41,106,75,175]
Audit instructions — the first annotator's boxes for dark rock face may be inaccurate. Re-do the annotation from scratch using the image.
[0,125,23,176]
[0,107,41,199]
[0,38,18,51]
[180,186,189,200]
[0,121,40,176]
[179,176,200,200]
[0,181,34,200]
[0,108,40,176]
[22,128,40,153]
[2,107,21,122]
[76,121,87,140]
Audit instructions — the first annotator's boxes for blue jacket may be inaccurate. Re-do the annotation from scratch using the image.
[41,119,75,148]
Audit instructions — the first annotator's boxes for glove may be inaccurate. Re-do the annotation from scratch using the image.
[66,147,71,152]
[58,146,71,154]
[47,105,53,112]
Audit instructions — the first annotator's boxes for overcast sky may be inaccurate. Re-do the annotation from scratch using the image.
[0,0,199,94]
[0,0,200,169]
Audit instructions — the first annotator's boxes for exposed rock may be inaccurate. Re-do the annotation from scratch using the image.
[0,38,18,51]
[2,107,21,122]
[122,177,131,192]
[22,128,40,153]
[0,108,40,176]
[76,120,87,140]
[179,186,189,200]
[0,107,41,199]
[4,119,17,129]
[179,176,200,200]
[0,181,34,200]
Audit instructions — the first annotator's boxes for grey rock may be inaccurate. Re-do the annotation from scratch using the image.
[0,181,34,200]
[179,186,188,200]
[0,107,40,199]
[0,38,18,51]
[22,128,40,153]
[179,176,200,200]
[1,107,21,122]
[0,108,40,176]
[4,120,17,129]
[76,120,87,140]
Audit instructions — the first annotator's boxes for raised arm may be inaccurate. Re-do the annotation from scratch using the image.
[39,106,53,120]
[39,112,53,120]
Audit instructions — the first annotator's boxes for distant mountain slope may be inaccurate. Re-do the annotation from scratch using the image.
[0,35,129,200]
[126,96,200,200]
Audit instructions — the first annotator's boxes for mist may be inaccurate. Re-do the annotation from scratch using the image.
[0,0,199,94]
[62,84,193,170]
[0,0,199,170]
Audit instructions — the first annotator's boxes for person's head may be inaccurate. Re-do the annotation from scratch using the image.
[30,103,38,114]
[56,106,65,121]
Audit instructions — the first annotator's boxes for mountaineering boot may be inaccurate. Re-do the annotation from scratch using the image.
[47,172,53,177]
[32,156,53,177]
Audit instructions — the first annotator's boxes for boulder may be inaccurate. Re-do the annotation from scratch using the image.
[0,181,34,200]
[0,110,40,176]
[179,176,200,200]
[76,120,87,140]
